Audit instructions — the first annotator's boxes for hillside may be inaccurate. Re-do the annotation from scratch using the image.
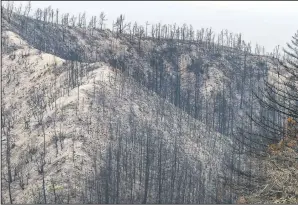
[1,29,236,203]
[2,11,274,144]
[1,7,294,204]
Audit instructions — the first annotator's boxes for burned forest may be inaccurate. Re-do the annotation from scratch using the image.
[1,1,298,204]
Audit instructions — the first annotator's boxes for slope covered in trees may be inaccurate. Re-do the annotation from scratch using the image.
[2,4,275,147]
[1,2,297,204]
[1,29,235,203]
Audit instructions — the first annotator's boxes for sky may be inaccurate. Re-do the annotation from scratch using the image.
[8,1,298,53]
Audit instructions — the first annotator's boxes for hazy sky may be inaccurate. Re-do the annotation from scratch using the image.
[10,1,298,52]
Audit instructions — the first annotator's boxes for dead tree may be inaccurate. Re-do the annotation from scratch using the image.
[27,86,47,203]
[99,12,107,30]
[70,15,77,27]
[5,1,14,23]
[1,106,15,204]
[115,14,127,36]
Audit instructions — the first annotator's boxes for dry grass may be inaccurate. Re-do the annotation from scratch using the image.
[244,138,298,204]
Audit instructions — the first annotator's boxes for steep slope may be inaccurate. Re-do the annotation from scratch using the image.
[2,9,281,204]
[2,30,235,204]
[2,11,275,146]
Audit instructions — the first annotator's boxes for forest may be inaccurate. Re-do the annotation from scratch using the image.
[1,1,298,204]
